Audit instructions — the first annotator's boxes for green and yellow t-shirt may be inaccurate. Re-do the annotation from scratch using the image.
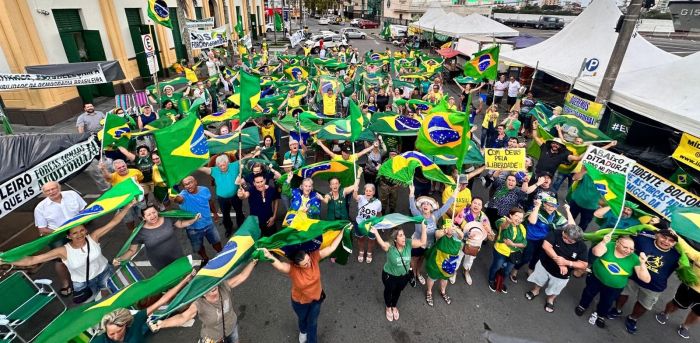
[442,186,472,220]
[592,241,640,289]
[493,218,526,257]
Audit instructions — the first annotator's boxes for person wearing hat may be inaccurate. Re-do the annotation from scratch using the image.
[443,167,485,221]
[531,134,582,177]
[522,171,557,211]
[594,202,659,230]
[524,224,588,313]
[284,139,307,170]
[137,105,159,132]
[609,228,680,334]
[275,159,299,213]
[408,183,458,286]
[510,196,575,283]
[454,197,493,286]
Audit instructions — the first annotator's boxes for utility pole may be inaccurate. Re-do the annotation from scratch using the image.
[177,0,194,65]
[595,0,643,103]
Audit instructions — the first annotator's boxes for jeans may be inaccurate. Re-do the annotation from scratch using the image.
[578,273,624,317]
[552,172,573,193]
[480,127,491,148]
[515,238,544,271]
[217,195,244,237]
[72,264,113,298]
[291,299,322,343]
[382,271,410,307]
[488,249,515,284]
[186,224,221,252]
[569,200,595,231]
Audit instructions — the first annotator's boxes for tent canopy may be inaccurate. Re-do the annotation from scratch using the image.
[411,9,518,38]
[576,52,700,137]
[501,0,678,85]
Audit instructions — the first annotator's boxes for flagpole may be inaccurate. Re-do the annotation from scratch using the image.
[569,58,587,94]
[610,174,629,233]
[529,60,539,92]
[149,25,162,112]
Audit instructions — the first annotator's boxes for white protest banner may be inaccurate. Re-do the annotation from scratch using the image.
[484,148,525,171]
[289,31,304,48]
[580,145,635,174]
[0,71,106,91]
[626,163,700,220]
[242,34,252,49]
[189,26,228,49]
[185,17,215,29]
[0,138,100,218]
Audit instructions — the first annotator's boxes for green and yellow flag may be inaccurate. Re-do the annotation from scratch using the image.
[584,163,626,218]
[317,119,376,141]
[378,151,455,186]
[152,114,210,187]
[547,115,612,142]
[416,109,470,158]
[463,45,499,80]
[98,113,131,149]
[357,214,424,236]
[0,178,143,262]
[348,99,364,142]
[425,235,463,280]
[35,257,192,343]
[147,0,172,29]
[295,160,355,187]
[207,126,261,154]
[239,70,261,122]
[255,213,351,259]
[671,207,700,243]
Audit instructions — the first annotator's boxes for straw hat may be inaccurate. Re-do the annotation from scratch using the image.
[415,196,439,211]
[281,159,294,168]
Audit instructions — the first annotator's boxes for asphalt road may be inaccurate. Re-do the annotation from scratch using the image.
[3,22,698,343]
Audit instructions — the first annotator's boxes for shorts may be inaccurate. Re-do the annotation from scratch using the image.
[72,265,113,296]
[672,283,700,316]
[622,281,661,311]
[411,247,426,257]
[187,224,221,252]
[527,261,570,296]
[353,222,375,239]
[507,96,517,106]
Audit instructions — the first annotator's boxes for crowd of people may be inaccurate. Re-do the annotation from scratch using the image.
[1,36,698,343]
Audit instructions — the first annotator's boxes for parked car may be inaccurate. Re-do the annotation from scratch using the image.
[265,22,286,32]
[303,33,348,54]
[358,19,379,29]
[339,27,367,39]
[350,18,360,27]
[319,17,330,25]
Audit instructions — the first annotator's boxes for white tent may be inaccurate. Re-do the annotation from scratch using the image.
[576,52,700,137]
[501,0,679,85]
[411,9,518,38]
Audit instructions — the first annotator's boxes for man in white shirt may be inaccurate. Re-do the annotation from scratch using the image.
[34,181,87,296]
[507,76,521,107]
[493,74,508,105]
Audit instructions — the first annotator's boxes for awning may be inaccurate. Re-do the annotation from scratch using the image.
[436,48,460,59]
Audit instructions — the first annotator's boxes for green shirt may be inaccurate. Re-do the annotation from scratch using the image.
[342,81,355,97]
[92,310,149,343]
[592,242,640,288]
[494,218,527,256]
[384,239,412,276]
[326,194,350,220]
[276,175,293,198]
[505,119,522,138]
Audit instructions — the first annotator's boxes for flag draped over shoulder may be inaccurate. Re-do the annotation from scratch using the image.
[239,70,262,122]
[147,0,172,29]
[378,151,455,186]
[463,45,499,80]
[98,113,131,149]
[152,114,210,187]
[671,207,700,243]
[583,163,626,218]
[207,127,260,154]
[416,110,470,157]
[425,236,463,280]
[161,217,261,316]
[0,178,143,262]
[295,160,355,186]
[35,256,192,343]
[356,214,424,236]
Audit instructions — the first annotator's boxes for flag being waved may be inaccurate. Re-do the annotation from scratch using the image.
[463,45,499,80]
[416,109,471,157]
[348,99,365,142]
[425,235,463,280]
[152,114,210,187]
[378,151,455,186]
[147,0,172,29]
[239,70,262,122]
[295,160,356,187]
[98,113,131,149]
[583,163,626,218]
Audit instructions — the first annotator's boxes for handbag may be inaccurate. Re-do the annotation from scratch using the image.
[73,238,93,304]
[508,251,523,265]
[463,245,480,257]
[394,241,416,287]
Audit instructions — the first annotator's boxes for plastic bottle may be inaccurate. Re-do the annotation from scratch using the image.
[588,312,598,325]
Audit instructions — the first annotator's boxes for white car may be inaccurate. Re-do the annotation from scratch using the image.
[350,18,360,27]
[303,33,348,54]
[339,27,367,39]
[318,17,330,25]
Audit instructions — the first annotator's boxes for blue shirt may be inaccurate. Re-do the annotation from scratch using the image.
[210,161,240,198]
[525,209,567,241]
[179,186,213,230]
[630,232,680,292]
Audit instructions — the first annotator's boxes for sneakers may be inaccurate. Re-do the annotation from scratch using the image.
[655,312,669,325]
[464,271,473,285]
[488,281,497,292]
[501,284,508,294]
[595,317,606,328]
[608,308,623,319]
[678,325,690,339]
[625,316,638,334]
[299,332,308,343]
[575,305,586,317]
[449,274,456,284]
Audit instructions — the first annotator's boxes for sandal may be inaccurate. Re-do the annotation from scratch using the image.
[544,302,555,313]
[425,293,434,307]
[59,286,73,297]
[365,252,373,264]
[441,292,452,305]
[525,291,539,301]
[357,251,365,263]
[418,274,426,285]
[392,308,399,320]
[385,308,394,322]
[509,272,518,284]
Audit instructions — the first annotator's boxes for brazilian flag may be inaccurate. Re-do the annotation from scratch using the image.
[35,257,192,343]
[357,214,424,236]
[201,108,239,124]
[416,110,470,157]
[671,207,700,243]
[425,236,463,280]
[98,113,131,149]
[207,127,261,154]
[0,178,143,262]
[584,163,626,218]
[254,213,351,259]
[239,70,261,122]
[147,0,172,29]
[463,45,499,80]
[369,114,421,136]
[377,151,455,186]
[547,115,612,142]
[317,118,375,141]
[295,160,355,187]
[348,99,365,142]
[152,114,210,187]
[160,217,261,316]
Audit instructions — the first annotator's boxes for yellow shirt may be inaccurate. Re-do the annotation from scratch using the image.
[322,93,337,115]
[288,95,303,108]
[442,185,472,219]
[110,169,144,186]
[331,154,358,163]
[261,125,275,143]
[482,110,499,129]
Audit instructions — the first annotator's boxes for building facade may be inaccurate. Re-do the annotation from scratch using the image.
[0,0,265,126]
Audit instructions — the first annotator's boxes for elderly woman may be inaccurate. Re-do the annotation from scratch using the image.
[284,139,307,170]
[576,233,650,328]
[354,179,382,264]
[487,207,527,294]
[408,183,456,286]
[114,205,202,271]
[371,222,427,321]
[1,201,136,303]
[199,154,242,237]
[284,178,322,226]
[455,197,494,285]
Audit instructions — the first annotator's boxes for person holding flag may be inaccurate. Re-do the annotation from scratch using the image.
[593,203,659,230]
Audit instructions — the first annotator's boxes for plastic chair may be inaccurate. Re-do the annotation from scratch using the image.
[114,94,133,113]
[0,271,66,342]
